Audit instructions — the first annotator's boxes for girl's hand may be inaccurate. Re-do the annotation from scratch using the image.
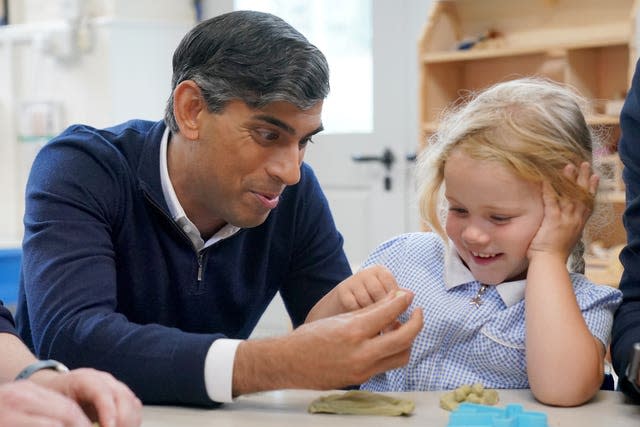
[305,265,407,323]
[527,162,599,261]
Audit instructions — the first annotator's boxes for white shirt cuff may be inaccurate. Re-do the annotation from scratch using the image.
[204,338,242,403]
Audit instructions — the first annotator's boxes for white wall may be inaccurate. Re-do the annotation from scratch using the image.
[0,0,195,242]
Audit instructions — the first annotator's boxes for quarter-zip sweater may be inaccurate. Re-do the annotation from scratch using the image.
[16,120,351,406]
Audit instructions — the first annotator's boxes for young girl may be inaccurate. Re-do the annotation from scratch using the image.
[306,78,622,406]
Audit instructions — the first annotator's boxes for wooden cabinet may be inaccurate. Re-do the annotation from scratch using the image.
[418,0,638,286]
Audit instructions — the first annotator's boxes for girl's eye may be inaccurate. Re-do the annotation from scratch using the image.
[449,207,467,215]
[491,216,511,222]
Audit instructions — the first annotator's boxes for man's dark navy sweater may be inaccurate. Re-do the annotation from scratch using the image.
[16,120,351,405]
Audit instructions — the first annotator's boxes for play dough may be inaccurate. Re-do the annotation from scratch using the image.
[308,390,415,416]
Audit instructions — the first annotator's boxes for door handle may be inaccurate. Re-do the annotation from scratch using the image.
[351,148,395,171]
[351,148,395,191]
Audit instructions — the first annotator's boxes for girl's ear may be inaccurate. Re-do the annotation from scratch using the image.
[172,80,205,140]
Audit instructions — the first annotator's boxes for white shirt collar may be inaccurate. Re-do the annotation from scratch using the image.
[443,242,526,307]
[159,129,240,251]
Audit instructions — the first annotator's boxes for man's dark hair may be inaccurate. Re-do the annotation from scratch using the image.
[164,10,330,133]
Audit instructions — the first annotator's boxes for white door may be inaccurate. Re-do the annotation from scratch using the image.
[304,1,425,268]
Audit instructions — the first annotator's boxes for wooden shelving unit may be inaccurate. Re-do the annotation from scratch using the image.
[418,0,638,286]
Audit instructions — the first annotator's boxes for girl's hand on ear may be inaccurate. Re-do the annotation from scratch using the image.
[527,162,599,262]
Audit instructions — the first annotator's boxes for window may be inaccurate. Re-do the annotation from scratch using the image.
[234,0,373,133]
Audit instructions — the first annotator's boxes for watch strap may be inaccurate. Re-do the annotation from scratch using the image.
[15,359,70,380]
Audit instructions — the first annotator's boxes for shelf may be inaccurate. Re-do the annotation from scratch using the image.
[598,191,626,204]
[587,115,620,126]
[419,0,636,251]
[422,39,628,64]
[422,115,619,136]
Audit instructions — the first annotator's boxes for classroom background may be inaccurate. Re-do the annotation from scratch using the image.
[0,0,633,338]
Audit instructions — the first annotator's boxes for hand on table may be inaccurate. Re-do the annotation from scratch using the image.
[0,379,95,427]
[29,368,142,427]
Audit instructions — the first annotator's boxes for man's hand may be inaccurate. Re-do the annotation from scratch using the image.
[306,265,402,322]
[233,290,424,395]
[30,368,142,427]
[0,380,93,427]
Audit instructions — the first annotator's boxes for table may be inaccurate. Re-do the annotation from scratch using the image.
[141,389,640,426]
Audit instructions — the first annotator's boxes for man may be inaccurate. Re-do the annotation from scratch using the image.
[1,301,141,426]
[17,10,423,406]
[613,58,640,403]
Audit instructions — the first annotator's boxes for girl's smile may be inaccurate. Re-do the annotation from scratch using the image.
[444,148,544,285]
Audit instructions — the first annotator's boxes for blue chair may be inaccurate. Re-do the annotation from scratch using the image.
[0,248,22,306]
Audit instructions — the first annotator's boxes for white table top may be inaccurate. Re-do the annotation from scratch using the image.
[141,389,640,426]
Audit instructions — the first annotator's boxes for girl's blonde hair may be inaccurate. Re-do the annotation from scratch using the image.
[417,77,599,273]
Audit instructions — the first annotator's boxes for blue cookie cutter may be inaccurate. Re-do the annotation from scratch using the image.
[447,402,548,427]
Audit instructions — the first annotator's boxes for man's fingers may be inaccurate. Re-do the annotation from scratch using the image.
[382,319,402,334]
[359,308,424,381]
[4,381,92,427]
[74,370,142,427]
[44,368,142,427]
[111,378,143,427]
[373,307,424,358]
[354,290,415,336]
[371,347,414,377]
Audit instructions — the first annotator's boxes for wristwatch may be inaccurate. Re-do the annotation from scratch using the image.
[15,359,70,380]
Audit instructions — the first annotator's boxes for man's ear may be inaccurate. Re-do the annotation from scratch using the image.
[173,80,205,140]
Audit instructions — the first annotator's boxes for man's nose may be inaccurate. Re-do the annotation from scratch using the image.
[267,144,302,186]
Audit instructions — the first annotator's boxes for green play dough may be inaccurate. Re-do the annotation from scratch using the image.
[308,390,415,416]
[439,383,500,411]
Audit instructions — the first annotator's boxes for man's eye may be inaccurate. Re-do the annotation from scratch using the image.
[253,129,279,142]
[299,137,314,148]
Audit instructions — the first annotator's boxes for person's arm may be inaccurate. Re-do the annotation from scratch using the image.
[0,330,141,427]
[525,163,607,406]
[18,130,220,405]
[0,331,40,384]
[614,58,640,402]
[232,291,423,395]
[305,265,402,323]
